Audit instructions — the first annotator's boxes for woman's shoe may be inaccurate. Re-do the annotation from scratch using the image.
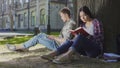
[52,57,71,64]
[52,54,72,64]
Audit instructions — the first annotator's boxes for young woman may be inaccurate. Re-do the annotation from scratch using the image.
[41,6,104,64]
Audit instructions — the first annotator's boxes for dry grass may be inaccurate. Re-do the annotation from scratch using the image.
[0,44,120,68]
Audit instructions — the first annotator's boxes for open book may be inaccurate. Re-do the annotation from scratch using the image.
[70,27,90,37]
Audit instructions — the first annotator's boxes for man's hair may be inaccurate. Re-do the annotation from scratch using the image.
[60,7,71,18]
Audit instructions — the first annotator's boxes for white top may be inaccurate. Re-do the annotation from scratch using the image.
[83,22,94,36]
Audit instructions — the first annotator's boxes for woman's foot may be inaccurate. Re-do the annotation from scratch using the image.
[52,48,75,64]
[52,53,72,64]
[41,54,54,61]
[41,51,57,61]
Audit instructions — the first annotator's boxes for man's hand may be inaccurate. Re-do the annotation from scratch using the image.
[47,35,56,40]
[48,35,65,44]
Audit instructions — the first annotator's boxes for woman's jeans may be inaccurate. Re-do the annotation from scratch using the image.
[23,33,59,50]
[57,34,102,58]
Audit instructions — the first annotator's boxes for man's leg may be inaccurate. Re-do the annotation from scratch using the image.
[23,33,47,48]
[6,33,47,51]
[37,36,59,50]
[7,33,59,51]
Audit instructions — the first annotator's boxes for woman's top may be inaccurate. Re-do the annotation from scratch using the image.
[82,19,104,46]
[83,22,94,36]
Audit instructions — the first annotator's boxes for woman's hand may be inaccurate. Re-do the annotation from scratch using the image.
[69,30,77,36]
[69,30,75,33]
[75,27,82,31]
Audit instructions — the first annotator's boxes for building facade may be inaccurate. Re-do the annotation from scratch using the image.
[0,0,74,32]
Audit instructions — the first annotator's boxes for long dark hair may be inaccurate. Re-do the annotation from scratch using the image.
[78,6,94,27]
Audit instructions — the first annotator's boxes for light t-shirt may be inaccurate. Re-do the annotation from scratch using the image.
[83,22,94,36]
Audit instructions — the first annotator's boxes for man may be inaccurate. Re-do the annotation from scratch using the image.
[6,7,76,51]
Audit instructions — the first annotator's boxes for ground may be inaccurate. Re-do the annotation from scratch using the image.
[0,44,120,68]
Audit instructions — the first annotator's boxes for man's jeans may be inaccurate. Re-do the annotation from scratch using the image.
[23,33,59,50]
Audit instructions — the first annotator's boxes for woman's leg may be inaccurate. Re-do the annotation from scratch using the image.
[56,40,73,55]
[41,40,73,61]
[50,35,101,64]
[71,34,101,58]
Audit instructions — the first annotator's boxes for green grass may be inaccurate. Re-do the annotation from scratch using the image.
[50,32,59,36]
[0,36,33,45]
[0,32,59,45]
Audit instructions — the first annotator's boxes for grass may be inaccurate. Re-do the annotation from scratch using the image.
[0,36,33,45]
[50,32,59,36]
[0,32,59,45]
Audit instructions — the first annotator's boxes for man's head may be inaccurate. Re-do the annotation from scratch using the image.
[59,7,71,22]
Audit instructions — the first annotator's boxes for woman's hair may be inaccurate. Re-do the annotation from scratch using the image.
[60,7,71,18]
[78,6,94,26]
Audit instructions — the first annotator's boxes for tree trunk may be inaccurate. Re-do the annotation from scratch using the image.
[76,0,120,52]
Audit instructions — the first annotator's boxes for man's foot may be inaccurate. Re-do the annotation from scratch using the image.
[6,44,16,51]
[6,44,29,52]
[41,54,54,61]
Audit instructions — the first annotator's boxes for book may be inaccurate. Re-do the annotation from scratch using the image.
[70,27,90,37]
[103,53,120,60]
[102,59,118,63]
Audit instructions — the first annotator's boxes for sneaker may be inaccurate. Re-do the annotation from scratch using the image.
[41,55,54,61]
[6,44,29,52]
[6,44,16,51]
[52,54,72,64]
[52,58,71,64]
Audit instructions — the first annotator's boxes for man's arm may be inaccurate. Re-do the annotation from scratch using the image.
[64,21,76,40]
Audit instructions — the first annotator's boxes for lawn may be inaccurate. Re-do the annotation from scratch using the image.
[0,32,59,45]
[0,32,120,68]
[0,36,33,45]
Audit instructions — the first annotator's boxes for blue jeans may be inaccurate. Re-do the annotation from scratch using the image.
[23,33,59,50]
[56,34,102,58]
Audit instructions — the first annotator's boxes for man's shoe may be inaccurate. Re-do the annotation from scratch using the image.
[6,44,29,52]
[41,55,54,61]
[6,44,16,51]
